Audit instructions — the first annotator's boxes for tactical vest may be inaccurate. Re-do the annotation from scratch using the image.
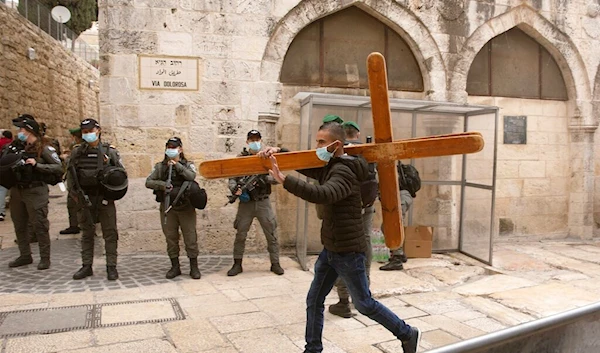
[159,162,186,187]
[74,144,108,190]
[153,159,191,208]
[239,148,271,200]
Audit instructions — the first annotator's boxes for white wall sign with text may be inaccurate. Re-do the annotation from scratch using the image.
[138,55,199,91]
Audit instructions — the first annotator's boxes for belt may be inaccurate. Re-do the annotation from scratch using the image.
[16,181,45,189]
[251,196,270,202]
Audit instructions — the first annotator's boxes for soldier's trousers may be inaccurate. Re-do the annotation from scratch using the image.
[67,193,79,228]
[10,185,51,258]
[233,197,280,264]
[335,204,374,301]
[160,204,199,258]
[78,197,118,266]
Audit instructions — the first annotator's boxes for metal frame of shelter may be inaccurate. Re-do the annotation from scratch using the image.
[293,93,499,270]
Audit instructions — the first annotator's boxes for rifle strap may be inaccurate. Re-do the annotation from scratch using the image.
[170,181,191,208]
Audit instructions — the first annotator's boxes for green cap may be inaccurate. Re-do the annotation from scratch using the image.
[342,121,360,131]
[68,127,81,135]
[322,114,344,124]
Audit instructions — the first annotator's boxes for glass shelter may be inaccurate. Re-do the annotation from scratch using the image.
[293,93,499,269]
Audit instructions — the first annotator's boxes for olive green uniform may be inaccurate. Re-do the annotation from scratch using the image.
[67,142,123,266]
[65,145,81,229]
[145,159,199,258]
[228,149,280,264]
[8,143,62,260]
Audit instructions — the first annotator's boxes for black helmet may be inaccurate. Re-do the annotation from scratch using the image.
[187,181,207,210]
[100,166,128,200]
[0,153,23,189]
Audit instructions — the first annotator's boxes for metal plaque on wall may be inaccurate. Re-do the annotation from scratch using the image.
[503,116,527,144]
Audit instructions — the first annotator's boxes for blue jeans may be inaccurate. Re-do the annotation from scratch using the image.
[305,249,412,353]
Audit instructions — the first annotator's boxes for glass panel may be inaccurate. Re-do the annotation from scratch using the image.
[461,186,492,264]
[466,113,496,186]
[295,101,312,269]
[386,29,424,92]
[491,28,540,98]
[540,49,568,100]
[280,24,321,85]
[411,184,462,251]
[467,43,490,96]
[322,7,385,88]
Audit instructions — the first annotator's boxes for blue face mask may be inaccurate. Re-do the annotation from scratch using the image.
[82,132,98,143]
[316,142,337,162]
[165,148,179,159]
[17,132,28,142]
[248,141,261,151]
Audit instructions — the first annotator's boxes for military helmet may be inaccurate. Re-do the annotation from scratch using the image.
[0,153,23,189]
[100,166,128,200]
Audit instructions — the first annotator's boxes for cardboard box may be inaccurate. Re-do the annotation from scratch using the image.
[404,226,433,258]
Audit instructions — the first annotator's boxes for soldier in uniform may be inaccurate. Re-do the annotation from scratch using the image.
[68,119,126,281]
[226,129,285,276]
[3,114,62,270]
[59,127,83,235]
[145,137,201,280]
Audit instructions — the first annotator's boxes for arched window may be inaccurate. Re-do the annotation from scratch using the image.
[467,28,567,100]
[280,6,424,92]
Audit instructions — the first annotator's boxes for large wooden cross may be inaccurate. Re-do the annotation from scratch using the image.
[199,53,483,249]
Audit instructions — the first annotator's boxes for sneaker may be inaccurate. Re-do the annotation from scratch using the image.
[401,327,421,353]
[0,213,5,221]
[379,255,404,271]
[328,301,354,318]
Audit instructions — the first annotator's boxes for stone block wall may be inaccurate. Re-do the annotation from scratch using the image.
[0,3,99,147]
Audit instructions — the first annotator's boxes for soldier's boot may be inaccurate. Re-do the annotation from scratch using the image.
[400,253,408,263]
[166,257,182,279]
[227,259,243,276]
[37,257,50,270]
[379,255,404,271]
[328,299,353,318]
[8,255,33,268]
[60,226,81,235]
[73,265,93,280]
[189,257,201,280]
[107,266,119,281]
[270,262,284,275]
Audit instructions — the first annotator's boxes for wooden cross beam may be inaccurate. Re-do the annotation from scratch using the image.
[199,53,484,249]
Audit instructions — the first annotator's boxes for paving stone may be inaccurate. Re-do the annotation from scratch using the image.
[390,305,428,320]
[405,317,438,332]
[227,327,302,353]
[164,319,229,352]
[464,317,506,333]
[492,249,553,271]
[443,308,487,322]
[327,315,367,330]
[238,282,293,299]
[490,282,600,316]
[420,315,486,339]
[420,329,461,350]
[412,299,468,315]
[251,295,307,325]
[4,330,94,353]
[462,296,536,326]
[369,271,437,297]
[452,274,537,296]
[210,311,276,333]
[181,295,259,319]
[100,300,176,325]
[0,306,90,336]
[406,265,485,286]
[94,323,165,346]
[65,338,177,353]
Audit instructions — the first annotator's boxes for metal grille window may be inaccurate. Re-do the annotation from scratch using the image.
[467,28,568,100]
[280,6,424,92]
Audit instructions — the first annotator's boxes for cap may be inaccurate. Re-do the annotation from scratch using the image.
[342,121,360,132]
[13,114,40,134]
[80,118,100,130]
[322,114,344,124]
[68,127,81,135]
[247,130,261,139]
[166,137,182,147]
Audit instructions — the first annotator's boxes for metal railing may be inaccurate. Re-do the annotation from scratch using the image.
[1,0,99,68]
[426,301,600,353]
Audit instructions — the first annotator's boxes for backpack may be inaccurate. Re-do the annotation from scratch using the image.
[360,163,378,208]
[398,162,421,197]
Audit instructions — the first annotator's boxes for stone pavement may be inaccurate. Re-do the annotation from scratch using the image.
[0,238,600,352]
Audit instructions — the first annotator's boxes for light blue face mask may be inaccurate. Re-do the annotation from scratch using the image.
[248,141,261,151]
[316,142,337,162]
[82,132,98,143]
[165,148,179,159]
[17,132,28,142]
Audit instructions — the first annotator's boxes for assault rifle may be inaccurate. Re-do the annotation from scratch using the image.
[164,163,173,225]
[225,174,261,206]
[69,166,93,209]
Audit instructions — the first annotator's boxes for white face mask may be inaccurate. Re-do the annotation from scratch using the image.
[165,148,179,159]
[316,142,338,162]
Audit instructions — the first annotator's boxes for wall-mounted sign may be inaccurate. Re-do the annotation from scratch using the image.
[138,55,199,91]
[503,116,527,144]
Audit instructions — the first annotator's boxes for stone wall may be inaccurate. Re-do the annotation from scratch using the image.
[0,3,99,147]
[98,0,599,255]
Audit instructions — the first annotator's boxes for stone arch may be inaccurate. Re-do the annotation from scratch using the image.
[260,0,447,101]
[450,5,592,112]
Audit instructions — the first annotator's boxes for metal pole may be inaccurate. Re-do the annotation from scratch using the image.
[489,109,499,266]
[458,114,468,254]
